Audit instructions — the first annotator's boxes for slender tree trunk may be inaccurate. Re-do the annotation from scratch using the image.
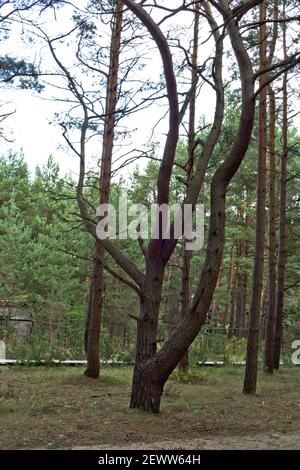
[224,244,234,326]
[263,0,279,374]
[84,279,93,354]
[228,266,237,338]
[235,275,242,336]
[178,242,192,372]
[210,264,223,324]
[163,261,177,338]
[274,7,288,369]
[85,1,123,378]
[85,244,103,377]
[260,284,268,341]
[234,241,241,336]
[264,85,276,373]
[240,241,249,339]
[236,273,247,338]
[235,240,247,338]
[178,2,200,373]
[243,1,267,394]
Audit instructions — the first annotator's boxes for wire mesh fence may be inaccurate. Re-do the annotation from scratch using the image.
[1,316,299,366]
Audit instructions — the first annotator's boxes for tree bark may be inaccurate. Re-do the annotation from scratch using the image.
[178,242,192,372]
[178,2,200,373]
[274,3,288,369]
[235,273,247,338]
[209,264,223,325]
[264,85,276,373]
[235,240,248,338]
[260,284,268,341]
[129,0,255,412]
[224,244,234,327]
[262,0,278,374]
[85,1,123,378]
[130,260,164,410]
[243,0,267,394]
[85,244,103,378]
[228,263,237,338]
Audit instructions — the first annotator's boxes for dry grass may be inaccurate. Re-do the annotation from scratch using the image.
[0,365,299,449]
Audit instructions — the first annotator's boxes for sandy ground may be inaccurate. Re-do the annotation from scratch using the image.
[73,432,300,450]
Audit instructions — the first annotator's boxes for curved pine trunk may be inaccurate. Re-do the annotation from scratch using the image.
[128,0,254,413]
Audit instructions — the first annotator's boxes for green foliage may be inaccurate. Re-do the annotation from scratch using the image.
[1,76,300,365]
[0,55,43,92]
[171,369,205,384]
[225,338,247,363]
[100,329,135,363]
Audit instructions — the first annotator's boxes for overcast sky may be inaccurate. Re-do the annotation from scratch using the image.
[0,1,220,181]
[1,1,298,181]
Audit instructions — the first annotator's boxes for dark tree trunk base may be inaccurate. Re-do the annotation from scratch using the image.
[130,369,162,413]
[178,352,189,373]
[84,365,100,379]
[243,388,257,395]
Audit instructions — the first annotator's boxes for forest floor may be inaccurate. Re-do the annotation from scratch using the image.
[0,365,299,450]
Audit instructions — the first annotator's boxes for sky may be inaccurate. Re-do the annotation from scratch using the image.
[1,1,298,182]
[2,84,215,178]
[3,89,98,177]
[1,1,218,181]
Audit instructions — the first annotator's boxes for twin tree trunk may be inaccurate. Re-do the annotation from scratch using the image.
[84,1,123,378]
[76,0,293,411]
[127,0,255,412]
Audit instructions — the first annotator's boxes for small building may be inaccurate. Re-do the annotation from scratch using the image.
[0,300,33,340]
[0,340,5,359]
